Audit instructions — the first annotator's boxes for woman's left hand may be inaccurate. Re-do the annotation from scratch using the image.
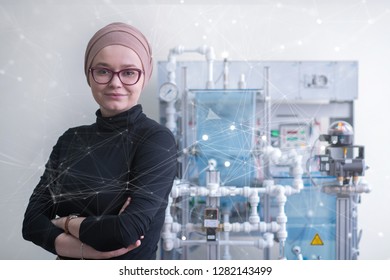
[119,197,131,214]
[51,216,66,230]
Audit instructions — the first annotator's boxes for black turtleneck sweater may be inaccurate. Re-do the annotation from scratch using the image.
[22,105,177,259]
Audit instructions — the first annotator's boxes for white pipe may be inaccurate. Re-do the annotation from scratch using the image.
[238,73,246,89]
[161,194,177,251]
[164,146,304,258]
[262,146,304,191]
[167,45,215,89]
[164,45,215,133]
[223,221,280,233]
[292,246,303,260]
[171,184,272,199]
[176,233,274,250]
[275,186,288,256]
[223,58,229,89]
[222,212,231,260]
[165,101,176,133]
[165,181,294,252]
[248,191,260,224]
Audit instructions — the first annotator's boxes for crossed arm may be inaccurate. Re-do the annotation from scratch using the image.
[51,197,143,259]
[23,127,177,259]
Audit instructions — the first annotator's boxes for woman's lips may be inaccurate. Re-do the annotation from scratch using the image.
[104,93,127,99]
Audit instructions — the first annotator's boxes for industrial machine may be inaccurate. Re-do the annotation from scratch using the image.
[157,46,371,260]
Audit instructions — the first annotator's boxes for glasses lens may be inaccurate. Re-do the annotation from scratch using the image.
[93,68,112,84]
[119,69,140,85]
[91,68,141,85]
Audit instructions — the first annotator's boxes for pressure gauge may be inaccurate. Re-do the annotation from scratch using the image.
[159,82,179,102]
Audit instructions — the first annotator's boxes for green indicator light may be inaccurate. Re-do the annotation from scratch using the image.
[271,130,280,137]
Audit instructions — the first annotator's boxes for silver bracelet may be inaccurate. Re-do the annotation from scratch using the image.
[80,242,84,260]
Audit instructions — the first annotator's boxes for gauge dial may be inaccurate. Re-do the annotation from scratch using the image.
[159,82,179,102]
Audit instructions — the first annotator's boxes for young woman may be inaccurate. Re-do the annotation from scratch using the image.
[22,22,177,260]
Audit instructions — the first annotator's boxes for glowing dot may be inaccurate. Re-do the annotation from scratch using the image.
[316,18,322,24]
[224,161,231,167]
[229,124,236,131]
[194,22,199,27]
[202,134,209,141]
[232,19,237,24]
[297,40,303,45]
[320,145,326,152]
[334,46,340,52]
[181,236,187,241]
[180,0,184,3]
[319,202,324,207]
[202,35,207,40]
[276,3,282,8]
[378,232,384,237]
[279,45,285,50]
[208,19,213,23]
[221,51,229,59]
[261,135,267,141]
[307,210,314,217]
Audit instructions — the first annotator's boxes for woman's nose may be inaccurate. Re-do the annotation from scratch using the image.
[109,73,123,87]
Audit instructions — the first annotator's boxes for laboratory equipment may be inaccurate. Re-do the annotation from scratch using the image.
[157,46,370,260]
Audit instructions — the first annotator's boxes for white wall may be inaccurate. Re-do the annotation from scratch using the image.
[0,0,389,259]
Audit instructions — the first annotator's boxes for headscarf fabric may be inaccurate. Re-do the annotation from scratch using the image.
[84,22,153,87]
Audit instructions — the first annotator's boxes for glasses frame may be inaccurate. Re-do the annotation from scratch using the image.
[89,67,144,86]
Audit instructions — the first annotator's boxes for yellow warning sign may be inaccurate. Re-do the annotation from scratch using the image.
[310,233,324,246]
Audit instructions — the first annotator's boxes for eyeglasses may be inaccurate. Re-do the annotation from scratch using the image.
[89,67,143,85]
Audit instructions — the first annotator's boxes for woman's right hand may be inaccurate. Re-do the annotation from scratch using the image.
[55,233,143,259]
[96,239,142,259]
[55,197,145,259]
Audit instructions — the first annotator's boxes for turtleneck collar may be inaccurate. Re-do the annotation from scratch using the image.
[95,104,144,132]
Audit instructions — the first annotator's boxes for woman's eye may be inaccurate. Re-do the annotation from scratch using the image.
[97,69,110,75]
[122,70,136,77]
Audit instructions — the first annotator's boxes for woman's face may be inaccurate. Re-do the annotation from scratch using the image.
[89,45,145,117]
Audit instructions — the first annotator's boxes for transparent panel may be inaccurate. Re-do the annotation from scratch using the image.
[279,176,337,260]
[192,90,257,187]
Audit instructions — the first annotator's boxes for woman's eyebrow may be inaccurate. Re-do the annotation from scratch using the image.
[93,62,139,68]
[121,64,139,68]
[93,62,111,67]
